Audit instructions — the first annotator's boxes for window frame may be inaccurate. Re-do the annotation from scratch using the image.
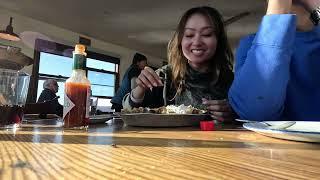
[27,38,120,103]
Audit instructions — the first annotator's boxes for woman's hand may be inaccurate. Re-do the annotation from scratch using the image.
[132,67,163,100]
[202,98,235,122]
[136,66,163,90]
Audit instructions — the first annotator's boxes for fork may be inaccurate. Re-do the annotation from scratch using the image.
[236,119,296,130]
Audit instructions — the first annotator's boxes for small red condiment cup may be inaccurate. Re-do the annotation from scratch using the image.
[200,121,215,131]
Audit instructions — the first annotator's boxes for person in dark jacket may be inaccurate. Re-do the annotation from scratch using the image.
[111,53,147,112]
[37,79,63,117]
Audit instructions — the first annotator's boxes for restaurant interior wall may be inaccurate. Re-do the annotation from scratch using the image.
[0,7,165,82]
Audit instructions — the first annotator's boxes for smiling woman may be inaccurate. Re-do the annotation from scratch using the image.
[181,13,218,72]
[123,6,236,122]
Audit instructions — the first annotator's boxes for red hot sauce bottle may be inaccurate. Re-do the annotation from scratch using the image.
[63,44,91,128]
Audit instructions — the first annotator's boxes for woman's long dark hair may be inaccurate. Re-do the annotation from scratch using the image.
[168,6,234,88]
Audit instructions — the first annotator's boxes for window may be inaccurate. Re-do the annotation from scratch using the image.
[31,39,120,113]
[39,52,73,77]
[88,70,115,97]
[87,58,117,72]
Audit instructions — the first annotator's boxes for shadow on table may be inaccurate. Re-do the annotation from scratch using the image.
[17,118,247,133]
[1,132,319,150]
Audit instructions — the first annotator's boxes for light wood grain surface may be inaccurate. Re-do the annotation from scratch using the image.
[0,119,319,180]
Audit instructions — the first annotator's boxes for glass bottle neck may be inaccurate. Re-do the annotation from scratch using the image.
[71,69,86,77]
[73,53,86,70]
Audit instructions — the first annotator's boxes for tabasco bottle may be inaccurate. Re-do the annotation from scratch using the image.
[63,44,91,128]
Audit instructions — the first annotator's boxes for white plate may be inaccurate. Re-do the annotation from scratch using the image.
[242,121,320,143]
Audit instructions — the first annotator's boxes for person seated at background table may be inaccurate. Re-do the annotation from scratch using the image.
[37,79,63,117]
[228,0,320,121]
[123,6,235,122]
[111,53,148,112]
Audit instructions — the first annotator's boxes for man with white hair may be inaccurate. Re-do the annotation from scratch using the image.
[37,79,63,117]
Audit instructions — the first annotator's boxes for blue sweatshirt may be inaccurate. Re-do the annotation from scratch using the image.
[228,14,320,121]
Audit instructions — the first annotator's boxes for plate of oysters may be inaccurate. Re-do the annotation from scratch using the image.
[121,104,209,127]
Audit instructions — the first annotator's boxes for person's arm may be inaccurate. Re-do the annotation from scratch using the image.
[122,86,165,109]
[123,66,163,109]
[127,66,141,90]
[130,77,138,90]
[122,85,147,109]
[228,0,296,121]
[267,0,292,14]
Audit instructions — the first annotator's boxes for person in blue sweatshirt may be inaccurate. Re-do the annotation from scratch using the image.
[229,0,320,121]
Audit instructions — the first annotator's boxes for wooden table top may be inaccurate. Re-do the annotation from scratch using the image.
[0,119,319,180]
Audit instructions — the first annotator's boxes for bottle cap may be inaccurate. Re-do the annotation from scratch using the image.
[74,44,86,54]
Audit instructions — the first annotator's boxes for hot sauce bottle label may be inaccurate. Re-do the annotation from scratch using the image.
[63,94,75,119]
[85,87,90,118]
[73,54,86,69]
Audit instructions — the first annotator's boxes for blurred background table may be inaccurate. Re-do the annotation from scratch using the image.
[0,119,319,179]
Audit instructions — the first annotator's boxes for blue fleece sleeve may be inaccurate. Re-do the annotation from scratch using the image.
[228,14,297,121]
[315,25,320,36]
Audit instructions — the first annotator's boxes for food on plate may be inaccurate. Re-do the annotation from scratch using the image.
[122,104,206,114]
